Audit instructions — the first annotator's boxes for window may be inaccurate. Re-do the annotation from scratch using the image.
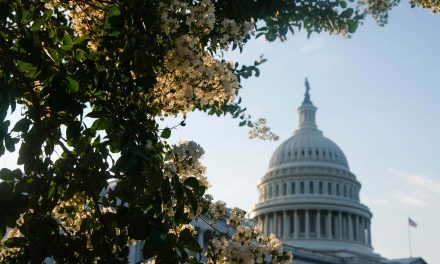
[319,182,323,194]
[308,150,312,156]
[309,181,314,194]
[291,182,296,194]
[328,182,332,195]
[283,183,287,195]
[349,186,353,198]
[316,150,319,156]
[336,184,340,196]
[269,186,273,198]
[323,151,326,156]
[275,185,279,196]
[301,150,305,156]
[300,182,305,194]
[343,185,347,197]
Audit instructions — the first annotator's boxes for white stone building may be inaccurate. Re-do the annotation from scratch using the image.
[248,80,427,264]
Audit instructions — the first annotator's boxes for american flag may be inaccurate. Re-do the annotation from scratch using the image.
[408,218,418,228]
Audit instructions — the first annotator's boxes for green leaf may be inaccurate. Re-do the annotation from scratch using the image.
[4,237,25,248]
[340,8,354,19]
[339,1,347,8]
[12,118,32,133]
[160,128,171,139]
[67,76,79,92]
[107,6,121,18]
[5,136,19,152]
[178,228,202,253]
[0,168,12,181]
[61,34,73,51]
[74,49,87,62]
[183,177,199,189]
[348,20,358,33]
[30,19,43,31]
[73,36,89,45]
[48,183,56,198]
[44,47,59,64]
[17,61,39,78]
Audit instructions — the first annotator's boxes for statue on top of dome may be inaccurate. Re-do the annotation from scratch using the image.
[303,77,312,105]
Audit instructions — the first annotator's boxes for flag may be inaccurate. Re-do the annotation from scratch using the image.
[408,218,417,228]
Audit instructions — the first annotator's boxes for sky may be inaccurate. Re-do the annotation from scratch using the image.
[0,2,438,263]
[161,3,440,264]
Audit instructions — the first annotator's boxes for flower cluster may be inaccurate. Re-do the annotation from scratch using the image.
[45,0,105,50]
[207,230,291,264]
[199,196,292,264]
[248,118,279,141]
[164,140,209,188]
[51,192,94,234]
[208,200,228,220]
[227,207,246,227]
[0,227,22,261]
[153,37,238,115]
[154,0,255,115]
[358,0,400,25]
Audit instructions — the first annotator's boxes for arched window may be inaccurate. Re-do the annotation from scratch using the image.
[291,182,296,194]
[319,182,323,194]
[343,185,347,197]
[336,184,340,196]
[309,182,314,194]
[283,183,287,195]
[328,182,332,195]
[269,186,273,198]
[275,184,279,196]
[300,182,305,194]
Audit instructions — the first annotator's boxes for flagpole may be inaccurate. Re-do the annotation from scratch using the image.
[408,218,413,258]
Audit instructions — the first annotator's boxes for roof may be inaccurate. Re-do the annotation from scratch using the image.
[383,257,428,264]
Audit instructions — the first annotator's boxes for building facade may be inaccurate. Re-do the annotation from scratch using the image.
[248,80,426,264]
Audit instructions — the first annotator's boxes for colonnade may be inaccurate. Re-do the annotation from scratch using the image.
[257,209,371,245]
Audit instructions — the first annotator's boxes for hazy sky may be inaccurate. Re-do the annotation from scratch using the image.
[163,3,440,263]
[0,2,438,264]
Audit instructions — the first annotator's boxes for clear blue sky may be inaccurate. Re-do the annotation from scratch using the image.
[0,3,438,263]
[163,3,440,263]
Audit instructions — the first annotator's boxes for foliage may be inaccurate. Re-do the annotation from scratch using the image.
[410,0,440,12]
[0,0,426,263]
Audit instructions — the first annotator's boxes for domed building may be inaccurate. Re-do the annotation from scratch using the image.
[249,80,426,264]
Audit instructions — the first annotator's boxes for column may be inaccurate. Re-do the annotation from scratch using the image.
[326,211,332,239]
[264,214,270,236]
[294,210,299,238]
[273,212,278,236]
[348,214,353,241]
[316,210,321,238]
[367,220,372,245]
[305,210,310,238]
[283,211,288,239]
[354,215,359,241]
[338,212,342,240]
[360,217,365,243]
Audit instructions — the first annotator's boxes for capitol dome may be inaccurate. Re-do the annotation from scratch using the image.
[250,79,379,260]
[268,129,349,169]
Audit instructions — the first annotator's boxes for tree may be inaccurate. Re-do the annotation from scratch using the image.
[0,0,428,263]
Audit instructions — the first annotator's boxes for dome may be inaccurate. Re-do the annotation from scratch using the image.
[269,129,349,169]
[269,79,348,169]
[250,79,374,257]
